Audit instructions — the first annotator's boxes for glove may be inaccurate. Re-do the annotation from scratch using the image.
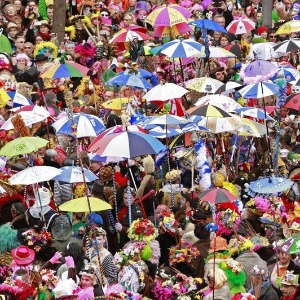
[50,252,62,264]
[115,222,122,232]
[65,256,75,268]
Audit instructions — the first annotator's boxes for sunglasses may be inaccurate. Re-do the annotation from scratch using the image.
[101,12,109,17]
[24,47,32,49]
[216,71,225,76]
[269,35,276,38]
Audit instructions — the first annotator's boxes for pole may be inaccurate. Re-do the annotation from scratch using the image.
[52,0,66,44]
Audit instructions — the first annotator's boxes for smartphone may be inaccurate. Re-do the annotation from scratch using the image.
[213,0,222,7]
[51,33,56,38]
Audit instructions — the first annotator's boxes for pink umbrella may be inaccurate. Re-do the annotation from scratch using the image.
[153,22,193,38]
[226,17,256,35]
[109,29,151,44]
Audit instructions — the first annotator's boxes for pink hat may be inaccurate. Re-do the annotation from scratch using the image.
[11,245,35,265]
[102,16,112,26]
[15,53,31,65]
[191,3,202,12]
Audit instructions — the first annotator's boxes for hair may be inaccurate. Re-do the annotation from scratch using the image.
[63,241,85,274]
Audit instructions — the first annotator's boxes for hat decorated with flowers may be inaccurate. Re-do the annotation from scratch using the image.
[159,212,178,236]
[281,271,299,286]
[169,241,199,266]
[165,169,181,182]
[228,237,254,255]
[128,218,156,242]
[250,264,269,281]
[209,236,228,253]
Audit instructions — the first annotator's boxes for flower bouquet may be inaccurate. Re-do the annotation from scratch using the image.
[169,241,199,266]
[216,208,241,236]
[128,218,156,242]
[22,229,52,252]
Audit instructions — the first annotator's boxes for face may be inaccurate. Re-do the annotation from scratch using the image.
[8,27,18,38]
[15,37,25,51]
[137,10,147,21]
[24,43,34,55]
[214,16,225,28]
[220,36,229,47]
[27,1,37,11]
[65,44,75,55]
[281,284,296,297]
[80,275,93,288]
[129,0,137,6]
[13,0,22,11]
[39,25,49,34]
[90,161,101,173]
[215,70,225,81]
[6,5,16,16]
[123,15,133,26]
[213,31,221,40]
[278,250,291,265]
[83,6,92,16]
[123,193,135,206]
[47,7,53,20]
[35,36,43,44]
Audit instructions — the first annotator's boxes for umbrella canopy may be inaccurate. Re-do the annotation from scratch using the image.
[53,166,98,183]
[143,83,188,101]
[153,22,193,39]
[226,17,256,35]
[275,20,300,35]
[0,89,11,108]
[59,196,112,212]
[243,60,278,79]
[160,38,202,58]
[106,74,152,90]
[145,4,191,27]
[7,91,33,108]
[148,126,182,138]
[9,166,61,185]
[0,137,49,158]
[215,81,242,94]
[236,117,269,137]
[185,77,223,94]
[273,39,300,53]
[188,19,227,33]
[248,176,293,194]
[284,93,300,110]
[273,65,300,82]
[194,94,242,112]
[142,114,191,130]
[195,46,236,58]
[109,29,151,44]
[238,81,278,98]
[234,107,274,120]
[118,68,152,78]
[88,131,165,158]
[88,153,124,163]
[186,104,231,118]
[197,116,242,133]
[101,97,129,110]
[40,61,89,78]
[51,113,106,138]
[198,187,238,204]
[252,42,281,60]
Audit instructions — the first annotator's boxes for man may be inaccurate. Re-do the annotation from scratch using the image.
[280,271,300,300]
[46,5,54,25]
[23,42,34,58]
[13,34,26,55]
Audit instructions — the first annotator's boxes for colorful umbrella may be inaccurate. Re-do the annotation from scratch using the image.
[188,19,227,33]
[148,126,182,138]
[284,93,300,110]
[197,116,242,133]
[0,29,12,54]
[51,113,106,138]
[238,81,278,98]
[0,89,12,108]
[275,20,300,35]
[234,107,274,120]
[0,137,49,158]
[186,104,231,118]
[109,29,151,44]
[145,4,191,27]
[53,166,98,183]
[185,77,223,94]
[106,74,152,90]
[195,46,236,58]
[160,38,202,58]
[7,91,33,108]
[226,17,256,35]
[88,131,165,159]
[40,61,89,78]
[272,65,300,82]
[143,83,188,101]
[9,166,61,185]
[273,39,300,53]
[118,68,152,78]
[153,22,193,39]
[59,196,112,213]
[88,153,124,163]
[195,94,242,112]
[233,117,268,137]
[101,97,129,110]
[142,114,191,130]
[198,187,238,204]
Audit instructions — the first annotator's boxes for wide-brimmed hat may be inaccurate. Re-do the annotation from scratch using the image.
[209,236,228,253]
[6,22,18,31]
[36,20,52,29]
[11,245,35,265]
[33,187,51,207]
[32,54,48,62]
[165,170,181,182]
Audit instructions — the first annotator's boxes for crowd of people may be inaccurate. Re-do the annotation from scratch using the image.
[1,0,300,299]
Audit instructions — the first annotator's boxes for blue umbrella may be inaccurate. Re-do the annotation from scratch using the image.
[148,126,182,138]
[238,81,278,99]
[7,91,33,107]
[234,107,274,121]
[142,114,191,130]
[271,66,300,82]
[51,113,106,138]
[106,74,152,90]
[188,19,227,33]
[118,68,153,78]
[53,166,98,183]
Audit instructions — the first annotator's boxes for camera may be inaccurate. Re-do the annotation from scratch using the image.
[29,7,33,11]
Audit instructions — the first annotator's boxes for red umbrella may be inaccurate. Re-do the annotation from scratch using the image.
[198,188,237,204]
[109,29,151,44]
[284,93,300,111]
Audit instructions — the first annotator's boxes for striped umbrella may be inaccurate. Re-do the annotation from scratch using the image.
[109,29,151,44]
[106,74,152,90]
[53,166,98,183]
[238,81,278,98]
[186,104,231,118]
[198,187,238,204]
[273,39,300,53]
[234,107,274,121]
[226,17,256,35]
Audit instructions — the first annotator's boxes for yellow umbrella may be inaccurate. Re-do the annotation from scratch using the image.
[101,97,129,110]
[0,89,11,108]
[59,196,112,212]
[275,20,300,35]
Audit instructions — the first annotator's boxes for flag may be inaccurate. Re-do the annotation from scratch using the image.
[169,98,184,117]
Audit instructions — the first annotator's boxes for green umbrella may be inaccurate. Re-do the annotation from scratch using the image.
[0,29,12,54]
[0,137,49,158]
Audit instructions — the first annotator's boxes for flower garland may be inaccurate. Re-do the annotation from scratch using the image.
[206,250,231,262]
[216,208,240,236]
[127,218,156,242]
[169,241,199,266]
[22,229,52,252]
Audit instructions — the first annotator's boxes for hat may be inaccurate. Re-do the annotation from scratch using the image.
[11,245,35,265]
[250,263,269,281]
[165,169,181,182]
[36,20,52,29]
[197,200,212,215]
[32,54,48,62]
[92,180,104,195]
[159,213,178,236]
[191,3,202,12]
[257,25,268,36]
[209,236,228,253]
[52,278,79,299]
[99,165,113,182]
[135,1,149,12]
[210,66,225,76]
[87,213,103,227]
[33,187,51,207]
[232,62,242,70]
[6,22,18,31]
[189,209,209,224]
[15,53,31,65]
[281,271,299,286]
[289,222,300,231]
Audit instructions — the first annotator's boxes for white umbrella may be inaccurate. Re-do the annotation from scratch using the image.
[197,116,242,133]
[143,83,188,102]
[216,81,242,95]
[195,46,236,58]
[251,42,282,60]
[9,166,61,185]
[185,77,223,94]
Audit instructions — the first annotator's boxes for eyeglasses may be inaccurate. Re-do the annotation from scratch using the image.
[24,47,32,49]
[101,12,109,17]
[17,40,25,43]
[216,71,225,76]
[269,35,276,38]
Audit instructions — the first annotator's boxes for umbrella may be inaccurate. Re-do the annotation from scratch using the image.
[7,91,33,108]
[88,153,124,163]
[0,89,12,108]
[243,60,278,79]
[149,45,163,55]
[142,114,191,130]
[0,29,12,54]
[118,68,152,78]
[234,107,274,121]
[9,166,61,185]
[195,46,236,58]
[226,17,256,35]
[59,196,112,213]
[51,113,106,138]
[215,81,242,94]
[145,4,191,27]
[252,42,281,60]
[284,93,300,110]
[0,137,49,158]
[234,117,269,137]
[160,38,202,58]
[272,65,300,82]
[238,81,278,98]
[106,74,152,90]
[188,19,227,33]
[153,22,193,39]
[186,104,231,118]
[185,77,223,94]
[109,29,151,44]
[248,176,293,195]
[275,20,300,35]
[198,187,238,204]
[143,83,188,101]
[273,39,300,53]
[53,166,98,183]
[148,126,182,138]
[101,97,129,110]
[40,61,89,78]
[280,235,300,254]
[194,94,242,112]
[88,131,165,158]
[197,116,242,133]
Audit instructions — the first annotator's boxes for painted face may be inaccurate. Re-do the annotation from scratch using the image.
[137,9,147,21]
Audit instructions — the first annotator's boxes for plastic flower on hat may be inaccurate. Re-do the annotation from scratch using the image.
[40,269,58,289]
[169,241,199,266]
[251,235,270,251]
[159,213,178,236]
[216,208,241,236]
[114,246,141,269]
[127,218,156,242]
[22,229,52,252]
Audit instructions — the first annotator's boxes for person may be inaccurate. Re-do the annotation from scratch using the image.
[280,271,300,300]
[10,202,27,230]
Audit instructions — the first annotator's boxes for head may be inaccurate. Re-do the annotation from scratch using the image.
[4,4,17,17]
[80,268,96,288]
[278,249,291,265]
[14,34,25,52]
[23,42,34,56]
[46,5,54,20]
[220,34,230,47]
[6,23,19,38]
[213,14,226,28]
[280,271,299,297]
[123,187,136,206]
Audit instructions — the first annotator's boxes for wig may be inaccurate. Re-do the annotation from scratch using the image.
[0,224,20,253]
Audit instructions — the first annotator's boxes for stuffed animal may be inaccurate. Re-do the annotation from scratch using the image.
[121,111,131,128]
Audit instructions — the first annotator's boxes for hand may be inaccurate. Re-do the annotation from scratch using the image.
[65,256,75,268]
[115,222,122,232]
[50,252,62,264]
[114,165,120,172]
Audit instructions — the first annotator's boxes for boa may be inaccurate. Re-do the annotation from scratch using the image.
[195,139,212,191]
[0,224,20,253]
[239,63,277,84]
